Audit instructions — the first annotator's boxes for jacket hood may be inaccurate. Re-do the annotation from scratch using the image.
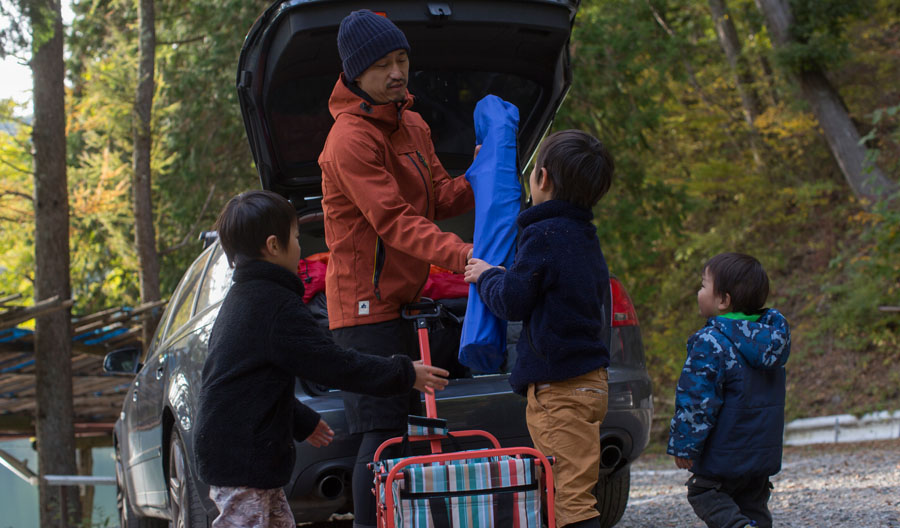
[709,308,791,369]
[328,74,414,128]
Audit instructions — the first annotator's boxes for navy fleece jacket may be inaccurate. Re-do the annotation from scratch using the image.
[195,259,416,489]
[476,200,611,395]
[668,309,791,479]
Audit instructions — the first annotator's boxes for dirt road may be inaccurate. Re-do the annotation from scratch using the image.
[617,439,900,527]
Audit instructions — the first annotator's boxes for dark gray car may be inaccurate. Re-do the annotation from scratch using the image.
[105,1,653,527]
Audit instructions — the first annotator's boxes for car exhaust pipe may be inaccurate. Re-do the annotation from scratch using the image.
[316,472,345,500]
[600,443,623,469]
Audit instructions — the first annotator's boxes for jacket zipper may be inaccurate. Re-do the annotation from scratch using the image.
[404,152,436,301]
[406,152,432,216]
[416,150,435,215]
[372,237,386,301]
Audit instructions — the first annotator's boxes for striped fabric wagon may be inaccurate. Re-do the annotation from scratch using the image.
[372,300,556,528]
[375,454,542,528]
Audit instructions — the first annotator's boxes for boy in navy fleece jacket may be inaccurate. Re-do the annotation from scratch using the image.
[464,130,614,528]
[668,252,790,528]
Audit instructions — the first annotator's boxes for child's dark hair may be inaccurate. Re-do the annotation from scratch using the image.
[534,129,614,209]
[214,190,296,267]
[704,252,769,314]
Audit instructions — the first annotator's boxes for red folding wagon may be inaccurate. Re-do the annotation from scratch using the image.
[369,300,557,528]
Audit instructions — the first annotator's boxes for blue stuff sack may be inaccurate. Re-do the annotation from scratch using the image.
[458,95,521,373]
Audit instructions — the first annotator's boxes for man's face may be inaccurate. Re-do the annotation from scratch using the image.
[355,49,409,104]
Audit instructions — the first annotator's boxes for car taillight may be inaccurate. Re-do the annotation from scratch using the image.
[611,277,639,327]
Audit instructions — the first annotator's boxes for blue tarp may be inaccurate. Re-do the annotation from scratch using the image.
[0,328,33,343]
[458,95,521,373]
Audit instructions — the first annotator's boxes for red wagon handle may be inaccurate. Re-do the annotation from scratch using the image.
[401,299,447,452]
[371,429,502,464]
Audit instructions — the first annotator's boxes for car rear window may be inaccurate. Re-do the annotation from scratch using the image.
[410,71,542,168]
[163,249,212,342]
[266,70,542,179]
[195,243,234,314]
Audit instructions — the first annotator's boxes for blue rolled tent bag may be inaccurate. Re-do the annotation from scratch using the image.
[458,95,522,373]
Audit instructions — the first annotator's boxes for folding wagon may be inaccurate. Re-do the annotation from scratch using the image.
[370,300,557,528]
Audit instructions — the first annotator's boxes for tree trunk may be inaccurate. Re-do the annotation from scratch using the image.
[133,0,161,346]
[708,0,765,125]
[754,0,898,203]
[29,0,81,525]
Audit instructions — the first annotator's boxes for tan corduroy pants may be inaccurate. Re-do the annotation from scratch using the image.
[526,368,609,527]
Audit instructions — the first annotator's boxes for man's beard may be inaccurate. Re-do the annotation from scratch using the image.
[388,82,407,103]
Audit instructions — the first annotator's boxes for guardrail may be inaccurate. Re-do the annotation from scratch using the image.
[44,474,116,528]
[784,410,900,446]
[44,474,115,486]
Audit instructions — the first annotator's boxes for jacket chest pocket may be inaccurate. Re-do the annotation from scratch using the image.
[393,148,434,218]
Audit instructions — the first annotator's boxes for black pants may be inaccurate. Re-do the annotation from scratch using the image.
[686,474,773,528]
[332,318,421,528]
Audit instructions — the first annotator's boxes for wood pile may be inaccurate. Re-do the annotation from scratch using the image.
[0,294,167,437]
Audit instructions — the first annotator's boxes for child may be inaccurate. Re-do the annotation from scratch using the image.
[668,252,791,528]
[465,129,614,528]
[194,190,449,528]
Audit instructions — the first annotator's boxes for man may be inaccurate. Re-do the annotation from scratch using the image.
[317,9,475,528]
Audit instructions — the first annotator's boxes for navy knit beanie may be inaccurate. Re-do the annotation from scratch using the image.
[338,10,410,82]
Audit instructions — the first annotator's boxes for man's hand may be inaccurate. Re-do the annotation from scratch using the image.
[466,246,473,261]
[673,456,693,470]
[306,419,335,448]
[464,258,503,284]
[412,360,450,394]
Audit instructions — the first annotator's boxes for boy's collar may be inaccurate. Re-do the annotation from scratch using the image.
[232,259,305,296]
[718,311,762,322]
[517,199,593,228]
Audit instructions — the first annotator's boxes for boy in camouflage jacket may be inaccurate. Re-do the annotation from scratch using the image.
[668,252,791,528]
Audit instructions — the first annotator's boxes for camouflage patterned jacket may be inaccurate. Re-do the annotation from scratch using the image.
[667,309,791,479]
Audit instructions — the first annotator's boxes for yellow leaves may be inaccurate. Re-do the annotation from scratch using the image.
[847,209,881,227]
[69,147,130,218]
[0,120,34,226]
[754,104,818,140]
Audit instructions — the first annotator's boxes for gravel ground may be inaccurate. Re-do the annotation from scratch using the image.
[307,440,900,528]
[617,439,900,527]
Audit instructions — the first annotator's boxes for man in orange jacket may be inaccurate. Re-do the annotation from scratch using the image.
[317,9,475,528]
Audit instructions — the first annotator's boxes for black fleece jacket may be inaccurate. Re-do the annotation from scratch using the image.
[476,200,611,395]
[194,259,416,489]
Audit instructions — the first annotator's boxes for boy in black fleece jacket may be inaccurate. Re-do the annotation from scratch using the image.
[465,130,614,528]
[194,190,449,528]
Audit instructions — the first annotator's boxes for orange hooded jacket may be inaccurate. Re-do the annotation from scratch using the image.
[318,77,474,330]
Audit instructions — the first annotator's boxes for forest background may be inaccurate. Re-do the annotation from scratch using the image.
[1,0,899,437]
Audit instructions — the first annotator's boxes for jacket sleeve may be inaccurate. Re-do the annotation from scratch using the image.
[667,331,725,459]
[321,129,471,272]
[292,400,322,443]
[269,298,416,397]
[475,227,550,322]
[424,128,475,221]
